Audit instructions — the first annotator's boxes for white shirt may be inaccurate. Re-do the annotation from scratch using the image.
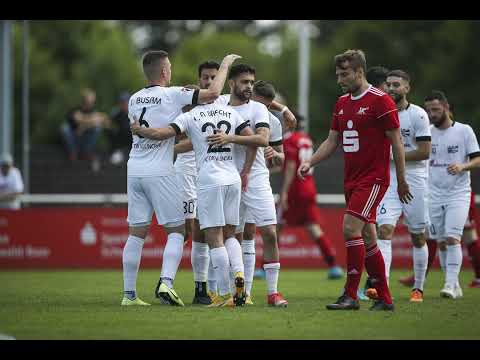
[172,103,249,190]
[429,121,480,199]
[127,85,196,177]
[174,150,197,177]
[269,112,283,146]
[0,167,24,209]
[390,103,431,179]
[215,95,271,188]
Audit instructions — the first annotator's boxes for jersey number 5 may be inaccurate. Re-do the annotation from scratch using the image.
[343,130,359,153]
[202,121,232,153]
[136,107,150,139]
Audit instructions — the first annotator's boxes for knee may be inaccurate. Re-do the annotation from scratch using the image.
[129,226,148,239]
[438,241,447,251]
[378,225,394,240]
[260,226,277,245]
[446,237,461,246]
[343,222,360,239]
[411,232,426,248]
[243,223,256,240]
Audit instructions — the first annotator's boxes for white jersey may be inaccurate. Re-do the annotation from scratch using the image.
[174,150,197,177]
[0,167,24,209]
[429,121,480,199]
[216,95,271,188]
[172,103,249,190]
[269,112,283,146]
[127,85,196,177]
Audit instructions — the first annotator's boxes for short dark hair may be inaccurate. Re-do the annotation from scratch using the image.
[366,66,389,87]
[253,80,276,101]
[142,50,169,80]
[228,64,256,80]
[198,61,220,77]
[334,49,367,73]
[425,90,449,104]
[387,69,411,83]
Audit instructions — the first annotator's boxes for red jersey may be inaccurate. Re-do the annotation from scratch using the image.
[331,85,399,190]
[283,131,317,200]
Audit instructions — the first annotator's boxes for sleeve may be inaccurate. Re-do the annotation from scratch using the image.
[269,113,283,145]
[254,103,270,129]
[170,86,198,106]
[234,111,250,135]
[465,125,480,158]
[13,169,24,193]
[376,95,399,130]
[414,107,432,141]
[330,102,339,131]
[171,112,189,135]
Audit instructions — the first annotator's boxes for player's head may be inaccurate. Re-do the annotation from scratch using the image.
[386,70,411,104]
[142,50,171,85]
[198,61,220,89]
[0,153,13,175]
[228,64,256,102]
[366,66,389,92]
[252,80,276,108]
[424,90,450,127]
[334,49,367,94]
[80,88,96,111]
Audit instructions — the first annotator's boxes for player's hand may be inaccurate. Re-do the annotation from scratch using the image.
[397,180,413,204]
[280,192,288,211]
[130,117,141,135]
[297,161,311,180]
[283,108,297,130]
[240,170,249,192]
[447,163,465,175]
[222,54,242,67]
[207,130,231,146]
[264,146,274,161]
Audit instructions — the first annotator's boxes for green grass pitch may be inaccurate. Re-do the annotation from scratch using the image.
[1,269,480,339]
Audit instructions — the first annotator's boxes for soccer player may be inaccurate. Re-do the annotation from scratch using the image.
[464,192,480,288]
[369,70,431,303]
[278,113,344,279]
[298,49,411,311]
[366,66,390,92]
[423,90,480,298]
[121,50,240,306]
[208,64,289,307]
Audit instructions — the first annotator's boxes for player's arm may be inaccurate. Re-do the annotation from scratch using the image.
[130,119,178,140]
[265,144,285,168]
[405,139,431,161]
[241,140,257,192]
[386,128,413,204]
[174,138,193,154]
[447,153,480,174]
[207,124,269,147]
[196,54,241,104]
[268,101,296,130]
[297,130,339,179]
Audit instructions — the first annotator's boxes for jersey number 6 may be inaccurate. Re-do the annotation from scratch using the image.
[136,107,150,139]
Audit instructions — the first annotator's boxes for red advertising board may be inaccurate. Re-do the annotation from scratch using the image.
[0,208,475,269]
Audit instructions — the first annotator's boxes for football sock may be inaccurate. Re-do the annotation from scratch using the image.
[225,237,244,274]
[439,248,447,272]
[207,257,218,293]
[160,232,184,288]
[377,239,392,285]
[210,247,231,296]
[264,262,280,295]
[242,239,256,295]
[124,290,136,300]
[446,244,462,287]
[365,242,392,304]
[122,235,144,293]
[413,244,428,291]
[191,241,209,282]
[345,237,365,299]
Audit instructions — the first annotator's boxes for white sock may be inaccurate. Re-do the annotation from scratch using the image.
[191,242,209,282]
[160,232,184,288]
[413,244,428,291]
[439,249,447,272]
[377,239,392,284]
[207,257,217,293]
[210,247,231,296]
[242,239,256,296]
[122,235,144,293]
[446,244,463,287]
[224,237,244,274]
[264,262,280,295]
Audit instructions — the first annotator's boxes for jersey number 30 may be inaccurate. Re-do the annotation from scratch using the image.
[343,130,359,152]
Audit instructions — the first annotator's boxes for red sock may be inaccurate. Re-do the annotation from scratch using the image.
[316,235,337,266]
[365,243,393,304]
[344,237,365,299]
[467,241,480,279]
[426,239,437,272]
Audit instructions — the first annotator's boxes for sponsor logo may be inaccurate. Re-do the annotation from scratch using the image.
[401,128,410,137]
[347,268,359,275]
[80,222,97,246]
[338,109,344,115]
[448,145,459,154]
[357,107,369,115]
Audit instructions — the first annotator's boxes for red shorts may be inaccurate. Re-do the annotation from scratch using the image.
[278,195,322,226]
[465,192,477,229]
[345,183,388,223]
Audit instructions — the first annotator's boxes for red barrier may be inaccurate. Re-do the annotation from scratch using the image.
[0,208,475,269]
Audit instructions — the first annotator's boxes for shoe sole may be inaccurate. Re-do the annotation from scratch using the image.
[234,276,246,307]
[269,302,288,308]
[440,291,455,299]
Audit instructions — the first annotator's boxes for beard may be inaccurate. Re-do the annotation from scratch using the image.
[389,92,402,104]
[432,111,448,127]
[233,86,252,102]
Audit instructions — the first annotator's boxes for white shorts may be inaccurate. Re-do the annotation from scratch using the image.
[235,185,277,233]
[377,174,429,233]
[127,175,184,227]
[197,183,241,230]
[428,194,470,241]
[176,172,197,220]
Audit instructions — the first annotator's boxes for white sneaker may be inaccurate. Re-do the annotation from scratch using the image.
[440,283,456,298]
[454,283,463,298]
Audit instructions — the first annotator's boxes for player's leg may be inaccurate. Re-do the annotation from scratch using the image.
[191,219,211,305]
[242,222,257,303]
[464,194,480,288]
[122,176,153,306]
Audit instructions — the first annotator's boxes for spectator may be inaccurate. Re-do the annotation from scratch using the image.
[60,88,110,164]
[107,92,132,165]
[0,153,24,210]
